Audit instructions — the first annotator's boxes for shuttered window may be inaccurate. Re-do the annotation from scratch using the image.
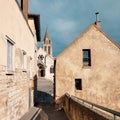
[7,40,13,71]
[22,50,26,70]
[30,57,32,78]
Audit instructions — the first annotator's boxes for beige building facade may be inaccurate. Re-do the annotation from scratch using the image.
[0,0,40,120]
[55,22,120,111]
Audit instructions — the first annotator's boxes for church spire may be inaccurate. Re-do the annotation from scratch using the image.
[42,28,53,56]
[43,28,51,44]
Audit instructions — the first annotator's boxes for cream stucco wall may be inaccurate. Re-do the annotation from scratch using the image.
[28,17,38,76]
[55,24,120,111]
[0,0,38,119]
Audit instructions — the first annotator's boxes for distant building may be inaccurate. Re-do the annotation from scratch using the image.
[42,28,53,56]
[55,19,120,111]
[0,0,40,119]
[37,28,54,81]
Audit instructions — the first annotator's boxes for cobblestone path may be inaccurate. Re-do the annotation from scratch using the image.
[35,78,68,120]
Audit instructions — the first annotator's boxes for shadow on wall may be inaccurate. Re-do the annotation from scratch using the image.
[33,74,38,106]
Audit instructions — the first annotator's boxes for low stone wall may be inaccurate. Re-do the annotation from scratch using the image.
[63,94,113,120]
[20,107,48,120]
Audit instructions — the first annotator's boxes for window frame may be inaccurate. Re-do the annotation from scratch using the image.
[50,65,54,73]
[75,79,82,90]
[44,46,47,52]
[22,50,27,71]
[48,46,51,55]
[30,57,32,79]
[83,49,91,66]
[7,40,13,71]
[6,36,15,72]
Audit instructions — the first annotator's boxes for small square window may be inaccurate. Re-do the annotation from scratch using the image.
[83,49,91,66]
[75,79,82,90]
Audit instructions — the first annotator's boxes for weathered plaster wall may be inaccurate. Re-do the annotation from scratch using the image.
[28,18,38,77]
[55,25,120,111]
[0,0,37,119]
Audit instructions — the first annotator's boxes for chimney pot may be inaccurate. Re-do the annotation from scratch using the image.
[95,12,101,28]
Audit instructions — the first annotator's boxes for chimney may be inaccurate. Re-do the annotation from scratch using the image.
[95,12,101,28]
[21,0,28,21]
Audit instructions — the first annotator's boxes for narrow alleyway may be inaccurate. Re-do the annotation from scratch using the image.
[36,77,54,103]
[35,77,68,120]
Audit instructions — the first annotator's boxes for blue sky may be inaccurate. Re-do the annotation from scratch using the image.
[23,0,120,56]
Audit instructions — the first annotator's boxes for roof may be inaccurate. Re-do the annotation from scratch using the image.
[28,14,41,41]
[57,22,120,57]
[44,28,51,40]
[93,23,120,49]
[43,28,52,44]
[15,0,34,37]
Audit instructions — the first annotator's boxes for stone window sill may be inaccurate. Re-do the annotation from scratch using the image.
[75,90,82,93]
[6,70,14,75]
[22,69,27,72]
[82,65,91,69]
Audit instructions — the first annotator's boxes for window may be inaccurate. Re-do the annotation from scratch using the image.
[75,79,82,90]
[38,55,44,61]
[22,50,26,70]
[83,49,91,66]
[30,57,32,78]
[44,46,47,52]
[48,46,51,55]
[7,40,13,71]
[50,65,54,73]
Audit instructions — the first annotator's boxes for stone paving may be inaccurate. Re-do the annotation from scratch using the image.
[38,104,68,120]
[35,77,68,120]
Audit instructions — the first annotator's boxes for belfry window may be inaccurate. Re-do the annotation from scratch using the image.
[48,46,50,55]
[44,46,47,52]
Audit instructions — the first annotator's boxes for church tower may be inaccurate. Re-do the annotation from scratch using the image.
[42,28,52,56]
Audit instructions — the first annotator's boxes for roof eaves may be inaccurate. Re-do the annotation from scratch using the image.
[93,24,120,49]
[28,14,41,42]
[15,0,34,37]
